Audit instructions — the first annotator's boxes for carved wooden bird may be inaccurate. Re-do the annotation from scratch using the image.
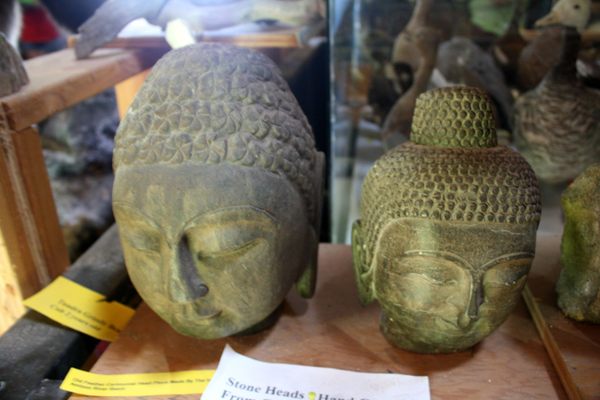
[518,0,592,89]
[535,0,591,33]
[514,27,600,184]
[75,0,322,59]
[436,37,514,131]
[390,0,434,93]
[76,0,250,58]
[381,25,440,149]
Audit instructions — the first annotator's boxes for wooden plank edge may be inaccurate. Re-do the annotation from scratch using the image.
[2,48,165,132]
[0,108,50,289]
[11,127,70,279]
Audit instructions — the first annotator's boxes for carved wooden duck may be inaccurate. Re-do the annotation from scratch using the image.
[75,0,321,58]
[535,0,591,33]
[514,27,600,184]
[390,0,435,92]
[381,25,440,149]
[518,0,591,90]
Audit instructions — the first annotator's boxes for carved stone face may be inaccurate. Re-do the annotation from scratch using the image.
[354,218,536,352]
[352,86,541,353]
[113,163,312,339]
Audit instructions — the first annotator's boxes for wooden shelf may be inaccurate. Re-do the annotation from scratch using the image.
[90,30,305,50]
[1,48,164,132]
[71,236,599,400]
[67,21,321,51]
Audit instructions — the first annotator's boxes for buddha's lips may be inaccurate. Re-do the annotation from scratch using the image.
[195,310,222,320]
[188,304,222,320]
[167,300,222,320]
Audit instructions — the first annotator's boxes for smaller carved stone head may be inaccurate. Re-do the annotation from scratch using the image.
[113,43,323,339]
[557,164,600,323]
[353,87,541,353]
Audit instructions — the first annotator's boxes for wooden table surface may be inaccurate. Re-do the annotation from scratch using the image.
[72,237,600,400]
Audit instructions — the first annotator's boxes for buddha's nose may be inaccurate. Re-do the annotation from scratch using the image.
[166,235,209,302]
[459,285,484,328]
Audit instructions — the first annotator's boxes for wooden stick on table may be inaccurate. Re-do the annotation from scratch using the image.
[523,284,582,400]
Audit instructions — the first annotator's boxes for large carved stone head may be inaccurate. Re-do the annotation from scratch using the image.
[353,87,541,353]
[557,164,600,323]
[113,43,323,339]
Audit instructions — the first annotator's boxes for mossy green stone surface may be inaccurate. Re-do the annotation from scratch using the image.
[557,164,600,323]
[352,86,541,353]
[113,43,323,339]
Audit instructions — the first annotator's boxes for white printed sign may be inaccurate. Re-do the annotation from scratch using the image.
[202,345,430,400]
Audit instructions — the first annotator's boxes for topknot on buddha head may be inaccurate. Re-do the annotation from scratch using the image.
[411,86,497,148]
[113,43,319,222]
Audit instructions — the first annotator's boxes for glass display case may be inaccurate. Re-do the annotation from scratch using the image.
[329,0,600,243]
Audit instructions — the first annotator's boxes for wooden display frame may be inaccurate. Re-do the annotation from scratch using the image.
[0,48,164,334]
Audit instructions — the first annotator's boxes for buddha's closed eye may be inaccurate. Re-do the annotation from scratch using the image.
[482,254,532,288]
[185,208,276,264]
[196,238,262,261]
[381,254,471,296]
[403,273,460,287]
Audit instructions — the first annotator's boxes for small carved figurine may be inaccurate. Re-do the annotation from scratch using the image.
[0,33,29,97]
[514,27,600,184]
[353,86,541,353]
[556,164,600,323]
[113,43,323,339]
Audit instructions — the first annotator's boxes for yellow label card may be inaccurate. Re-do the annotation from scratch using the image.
[23,276,135,341]
[61,368,215,397]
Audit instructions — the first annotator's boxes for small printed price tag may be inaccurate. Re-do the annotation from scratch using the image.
[23,276,135,341]
[61,368,215,397]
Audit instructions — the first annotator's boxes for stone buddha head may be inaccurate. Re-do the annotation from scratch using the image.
[557,164,600,323]
[113,43,323,339]
[352,87,541,353]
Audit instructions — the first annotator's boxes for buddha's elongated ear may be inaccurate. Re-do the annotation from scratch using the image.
[352,219,375,304]
[296,152,325,298]
[296,227,318,298]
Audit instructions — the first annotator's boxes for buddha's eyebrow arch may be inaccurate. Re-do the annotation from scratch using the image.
[480,252,534,270]
[402,249,472,270]
[112,202,163,231]
[183,205,277,227]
